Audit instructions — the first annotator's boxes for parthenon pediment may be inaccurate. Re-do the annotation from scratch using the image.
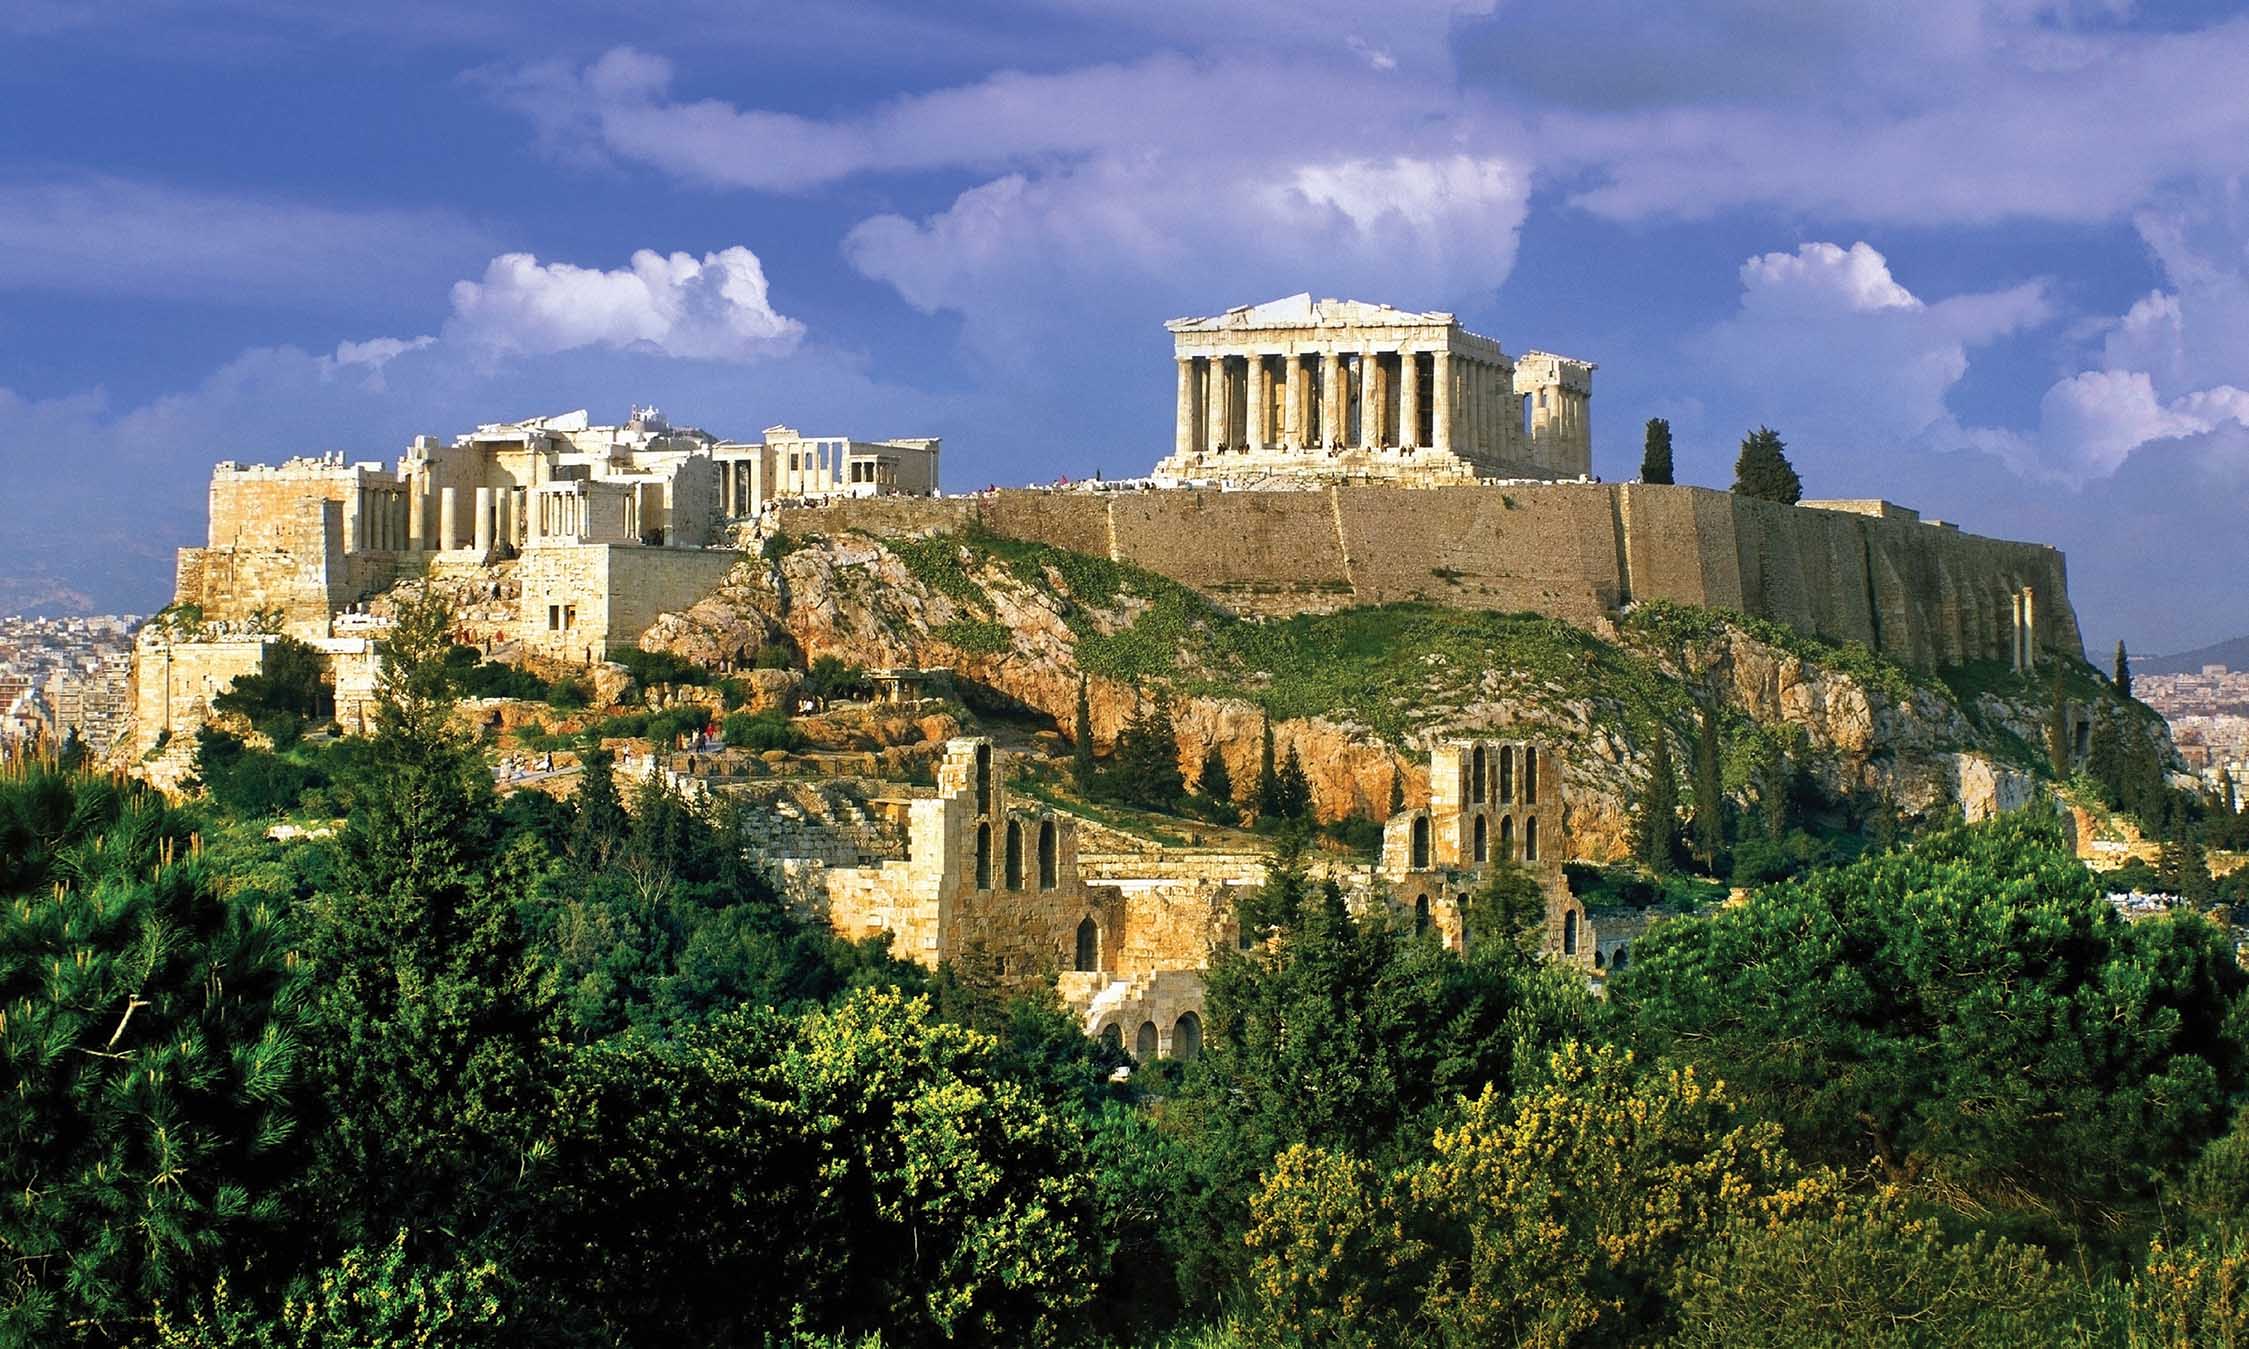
[1165,293,1456,333]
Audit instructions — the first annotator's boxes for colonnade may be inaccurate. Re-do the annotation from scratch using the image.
[352,487,413,553]
[1174,347,1517,459]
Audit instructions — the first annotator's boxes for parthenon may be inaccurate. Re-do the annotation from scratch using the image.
[1153,293,1595,485]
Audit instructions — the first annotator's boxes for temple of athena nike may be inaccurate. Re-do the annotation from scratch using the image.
[1153,293,1595,486]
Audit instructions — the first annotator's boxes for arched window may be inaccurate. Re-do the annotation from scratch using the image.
[1470,746,1487,804]
[1562,908,1579,956]
[1498,745,1514,803]
[1612,945,1629,972]
[1524,816,1539,862]
[1473,813,1488,863]
[1100,1023,1122,1052]
[974,823,992,891]
[1593,949,1606,970]
[975,743,992,815]
[1075,917,1099,972]
[1523,746,1538,805]
[1135,1020,1159,1061]
[1004,819,1024,890]
[1499,814,1515,860]
[1037,819,1058,889]
[1411,815,1431,869]
[1415,894,1431,935]
[1172,1011,1202,1061]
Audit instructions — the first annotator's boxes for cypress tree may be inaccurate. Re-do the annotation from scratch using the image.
[1198,742,1234,812]
[1636,725,1681,873]
[1732,425,1803,504]
[1274,744,1313,821]
[1640,417,1675,485]
[1072,674,1097,791]
[2114,640,2134,701]
[1257,711,1281,817]
[2046,669,2072,778]
[1759,746,1790,842]
[1690,701,1725,870]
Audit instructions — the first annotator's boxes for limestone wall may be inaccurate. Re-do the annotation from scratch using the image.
[517,544,744,660]
[778,482,2083,667]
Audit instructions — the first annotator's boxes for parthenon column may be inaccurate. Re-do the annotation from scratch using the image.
[1244,354,1267,451]
[1175,358,1196,459]
[1204,359,1225,453]
[473,487,494,554]
[1354,350,1374,448]
[1431,350,1453,454]
[1399,351,1422,450]
[1282,353,1303,448]
[1313,348,1331,447]
[1468,361,1485,456]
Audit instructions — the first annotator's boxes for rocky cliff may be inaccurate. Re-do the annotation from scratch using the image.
[639,530,2151,864]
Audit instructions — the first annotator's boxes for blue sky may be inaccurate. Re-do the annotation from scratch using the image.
[6,1,2249,655]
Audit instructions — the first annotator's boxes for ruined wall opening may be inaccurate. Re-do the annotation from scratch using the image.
[1411,815,1431,870]
[1415,894,1431,935]
[975,743,992,815]
[1038,819,1058,889]
[975,822,992,891]
[1075,917,1099,973]
[1612,945,1629,971]
[1523,747,1538,804]
[1135,1020,1159,1061]
[1500,814,1515,860]
[1498,746,1514,803]
[1172,1011,1202,1061]
[1563,908,1579,956]
[1473,813,1488,863]
[1100,1023,1122,1052]
[1524,816,1540,862]
[1005,819,1024,890]
[1471,746,1487,804]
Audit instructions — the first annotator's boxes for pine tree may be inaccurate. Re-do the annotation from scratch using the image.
[1274,745,1314,821]
[1635,726,1681,873]
[1731,426,1803,504]
[1198,742,1235,813]
[2114,640,2134,701]
[1388,764,1405,816]
[2220,767,2237,816]
[1689,701,1725,871]
[575,742,629,866]
[304,588,556,1247]
[1758,745,1790,842]
[1640,417,1675,485]
[1257,711,1281,817]
[1111,688,1185,811]
[1072,673,1097,791]
[2046,668,2072,778]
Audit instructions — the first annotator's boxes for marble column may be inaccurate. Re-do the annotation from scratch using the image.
[1467,361,1484,456]
[1399,351,1421,450]
[438,488,458,551]
[1281,353,1303,447]
[1176,358,1196,459]
[408,479,426,550]
[1203,359,1223,453]
[473,487,493,554]
[1431,351,1453,454]
[499,486,515,549]
[1321,349,1343,448]
[1245,354,1267,450]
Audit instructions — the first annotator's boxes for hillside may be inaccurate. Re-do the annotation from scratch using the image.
[2140,633,2249,676]
[639,526,2163,862]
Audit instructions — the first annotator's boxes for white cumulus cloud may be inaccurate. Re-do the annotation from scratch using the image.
[443,247,804,363]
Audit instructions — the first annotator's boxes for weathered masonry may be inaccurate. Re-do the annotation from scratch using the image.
[1155,293,1594,485]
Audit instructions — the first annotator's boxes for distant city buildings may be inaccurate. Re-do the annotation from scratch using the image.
[0,614,140,755]
[2137,664,2249,796]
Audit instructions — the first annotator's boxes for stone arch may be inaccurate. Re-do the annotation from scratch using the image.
[1004,818,1024,890]
[1075,916,1100,973]
[1037,818,1058,889]
[1099,1022,1123,1052]
[1524,815,1540,862]
[1471,745,1487,804]
[975,742,992,815]
[1523,746,1538,805]
[1562,907,1579,956]
[1499,813,1516,860]
[1172,1011,1203,1061]
[1415,893,1431,935]
[1135,1020,1159,1061]
[1473,813,1488,863]
[1612,944,1630,971]
[1498,745,1515,803]
[1593,948,1606,970]
[974,822,992,891]
[1411,814,1431,869]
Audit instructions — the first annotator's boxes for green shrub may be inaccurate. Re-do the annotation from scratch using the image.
[724,711,803,752]
[616,649,711,688]
[545,677,591,710]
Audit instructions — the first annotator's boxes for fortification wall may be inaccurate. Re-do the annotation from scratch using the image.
[779,482,2082,668]
[174,498,349,639]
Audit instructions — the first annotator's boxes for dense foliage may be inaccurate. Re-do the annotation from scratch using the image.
[1731,425,1803,505]
[15,596,2249,1344]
